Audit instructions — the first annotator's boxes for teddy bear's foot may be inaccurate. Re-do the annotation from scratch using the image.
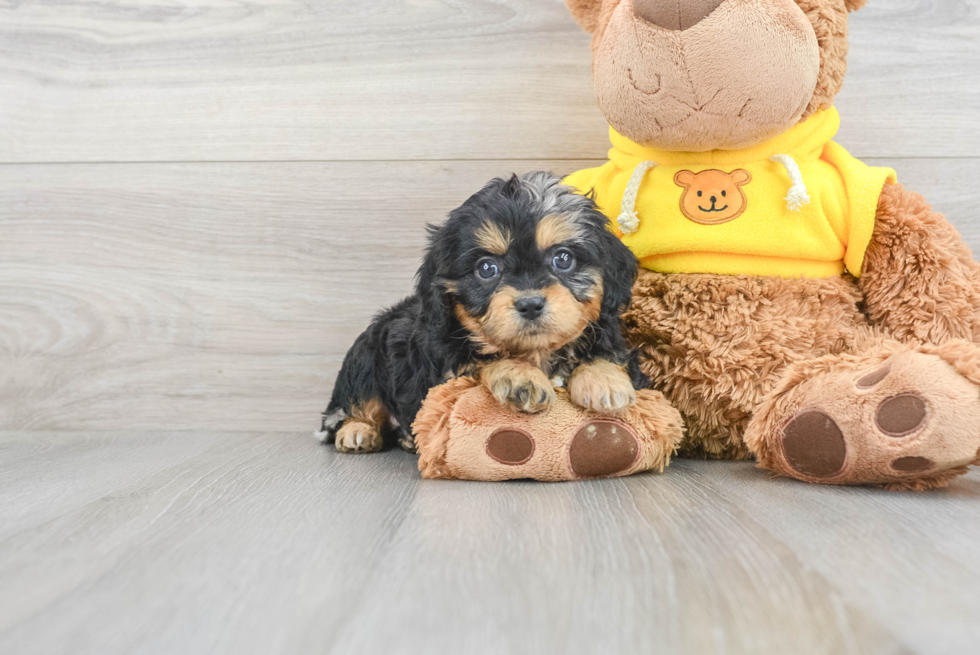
[746,345,980,489]
[412,377,684,481]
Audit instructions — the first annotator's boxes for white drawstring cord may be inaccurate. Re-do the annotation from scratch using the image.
[617,160,657,234]
[769,154,810,211]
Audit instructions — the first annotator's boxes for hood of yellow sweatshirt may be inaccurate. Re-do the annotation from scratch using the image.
[608,108,841,170]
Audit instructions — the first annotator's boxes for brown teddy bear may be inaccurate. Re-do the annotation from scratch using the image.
[558,0,980,489]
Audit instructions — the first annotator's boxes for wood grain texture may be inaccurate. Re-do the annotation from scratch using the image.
[2,158,978,433]
[3,432,978,655]
[0,0,978,162]
[0,430,240,541]
[684,460,980,655]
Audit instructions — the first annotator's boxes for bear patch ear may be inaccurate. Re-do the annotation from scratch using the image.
[564,0,605,33]
[844,0,868,11]
[731,169,752,186]
[674,170,695,187]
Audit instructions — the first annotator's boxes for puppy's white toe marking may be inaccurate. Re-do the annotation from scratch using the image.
[335,421,383,454]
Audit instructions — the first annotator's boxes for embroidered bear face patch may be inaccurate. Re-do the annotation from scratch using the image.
[674,169,752,225]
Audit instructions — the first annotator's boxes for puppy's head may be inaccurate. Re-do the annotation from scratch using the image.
[417,172,638,359]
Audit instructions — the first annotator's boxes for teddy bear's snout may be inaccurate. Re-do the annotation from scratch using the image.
[632,0,725,31]
[596,0,821,151]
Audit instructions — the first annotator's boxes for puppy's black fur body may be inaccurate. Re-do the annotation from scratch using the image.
[320,172,646,450]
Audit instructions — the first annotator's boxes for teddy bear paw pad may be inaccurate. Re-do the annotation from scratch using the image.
[781,410,847,478]
[486,429,535,465]
[875,393,928,437]
[569,421,639,478]
[856,364,891,389]
[891,456,934,472]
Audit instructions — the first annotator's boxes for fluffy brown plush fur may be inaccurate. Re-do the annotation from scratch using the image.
[794,0,852,119]
[860,183,980,343]
[624,268,871,460]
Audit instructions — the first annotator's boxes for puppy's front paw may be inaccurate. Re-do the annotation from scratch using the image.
[482,360,556,414]
[569,361,637,415]
[335,420,383,453]
[397,427,417,454]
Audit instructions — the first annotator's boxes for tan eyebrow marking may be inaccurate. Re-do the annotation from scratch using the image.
[475,221,512,255]
[536,214,584,250]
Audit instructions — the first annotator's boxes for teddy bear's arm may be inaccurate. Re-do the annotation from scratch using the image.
[859,182,980,344]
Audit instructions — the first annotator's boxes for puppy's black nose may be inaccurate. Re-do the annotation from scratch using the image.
[710,196,717,204]
[515,296,546,320]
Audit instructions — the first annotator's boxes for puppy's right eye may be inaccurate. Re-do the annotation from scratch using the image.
[476,257,500,280]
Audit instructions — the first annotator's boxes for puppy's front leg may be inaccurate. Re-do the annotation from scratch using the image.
[481,359,556,414]
[334,398,388,453]
[568,360,636,415]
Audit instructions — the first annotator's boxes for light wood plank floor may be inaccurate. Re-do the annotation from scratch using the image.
[1,1,979,653]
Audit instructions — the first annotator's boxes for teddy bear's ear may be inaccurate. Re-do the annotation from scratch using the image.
[564,0,605,33]
[844,0,868,11]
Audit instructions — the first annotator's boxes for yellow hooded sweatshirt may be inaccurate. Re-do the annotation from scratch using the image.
[563,108,896,279]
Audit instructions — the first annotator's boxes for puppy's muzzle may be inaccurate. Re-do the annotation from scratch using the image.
[514,295,546,321]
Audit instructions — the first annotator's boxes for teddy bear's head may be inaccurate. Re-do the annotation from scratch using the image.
[566,0,867,152]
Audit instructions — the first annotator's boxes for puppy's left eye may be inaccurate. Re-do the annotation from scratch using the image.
[476,257,500,279]
[551,248,575,272]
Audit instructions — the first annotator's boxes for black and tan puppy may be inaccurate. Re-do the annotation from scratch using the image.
[318,172,645,453]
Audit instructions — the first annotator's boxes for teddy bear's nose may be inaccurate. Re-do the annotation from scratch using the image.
[633,0,725,31]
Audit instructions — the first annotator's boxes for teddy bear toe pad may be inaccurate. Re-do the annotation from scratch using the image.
[874,393,928,437]
[781,410,847,478]
[765,350,980,487]
[486,429,535,465]
[569,421,639,478]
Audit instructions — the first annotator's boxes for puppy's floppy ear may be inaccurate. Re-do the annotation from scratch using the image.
[415,222,458,327]
[843,0,868,11]
[565,0,606,33]
[593,214,639,317]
